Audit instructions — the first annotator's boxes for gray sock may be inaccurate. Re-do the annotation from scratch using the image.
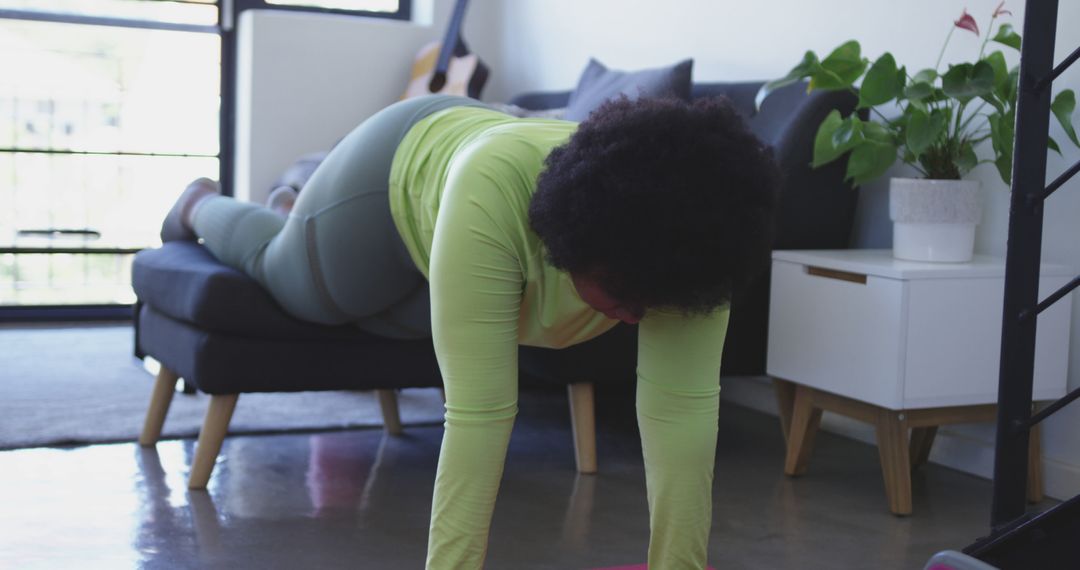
[266,185,299,217]
[160,178,219,242]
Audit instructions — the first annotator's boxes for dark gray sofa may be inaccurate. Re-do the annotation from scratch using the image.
[131,80,857,488]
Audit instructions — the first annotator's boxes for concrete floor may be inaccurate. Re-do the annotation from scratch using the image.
[0,384,1001,569]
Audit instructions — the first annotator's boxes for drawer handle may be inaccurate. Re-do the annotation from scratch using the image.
[806,265,867,284]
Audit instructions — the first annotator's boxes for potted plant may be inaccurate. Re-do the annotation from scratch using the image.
[757,2,1078,262]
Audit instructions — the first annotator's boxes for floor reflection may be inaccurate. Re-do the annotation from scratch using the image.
[306,432,381,517]
[0,445,143,569]
[560,473,597,549]
[133,445,205,566]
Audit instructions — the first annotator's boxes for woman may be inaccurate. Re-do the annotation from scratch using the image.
[162,93,777,568]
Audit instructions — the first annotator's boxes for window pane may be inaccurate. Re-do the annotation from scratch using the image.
[0,19,220,155]
[0,0,218,26]
[1,151,217,306]
[1,153,219,247]
[0,252,137,306]
[265,0,398,12]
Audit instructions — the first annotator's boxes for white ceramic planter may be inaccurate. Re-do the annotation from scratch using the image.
[889,178,981,263]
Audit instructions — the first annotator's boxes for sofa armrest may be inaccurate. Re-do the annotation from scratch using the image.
[757,83,860,250]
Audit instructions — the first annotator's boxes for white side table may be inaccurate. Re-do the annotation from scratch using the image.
[766,249,1073,515]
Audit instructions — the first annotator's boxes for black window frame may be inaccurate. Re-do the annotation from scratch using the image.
[0,0,411,322]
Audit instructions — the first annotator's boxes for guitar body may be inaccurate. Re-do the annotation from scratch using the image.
[402,41,490,100]
[400,0,489,101]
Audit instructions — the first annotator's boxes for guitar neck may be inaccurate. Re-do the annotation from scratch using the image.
[434,0,471,75]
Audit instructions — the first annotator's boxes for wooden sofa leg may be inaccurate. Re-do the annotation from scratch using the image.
[189,394,239,490]
[568,383,598,474]
[140,366,180,446]
[377,389,403,436]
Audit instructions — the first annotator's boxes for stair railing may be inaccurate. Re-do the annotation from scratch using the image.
[985,0,1079,532]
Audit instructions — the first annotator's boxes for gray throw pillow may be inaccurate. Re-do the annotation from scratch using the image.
[562,58,694,122]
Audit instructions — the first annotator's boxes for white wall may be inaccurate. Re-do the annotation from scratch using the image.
[489,0,1080,500]
[234,0,504,202]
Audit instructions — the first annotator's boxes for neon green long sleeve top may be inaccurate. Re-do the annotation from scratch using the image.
[389,106,730,569]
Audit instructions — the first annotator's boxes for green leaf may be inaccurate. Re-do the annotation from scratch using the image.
[908,98,929,114]
[902,147,917,164]
[859,52,902,108]
[907,109,947,156]
[980,93,1005,115]
[957,142,978,175]
[1050,89,1079,147]
[992,23,1022,50]
[942,62,996,102]
[811,40,867,90]
[1048,136,1062,155]
[913,68,938,84]
[832,115,865,149]
[989,111,1015,182]
[845,140,897,185]
[756,50,820,110]
[984,51,1009,89]
[904,81,934,101]
[995,154,1012,185]
[989,113,1013,158]
[811,110,845,167]
[997,67,1019,103]
[862,121,893,143]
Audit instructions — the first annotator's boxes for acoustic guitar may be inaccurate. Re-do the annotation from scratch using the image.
[401,0,489,100]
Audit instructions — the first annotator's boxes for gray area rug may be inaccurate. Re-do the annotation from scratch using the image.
[0,324,446,450]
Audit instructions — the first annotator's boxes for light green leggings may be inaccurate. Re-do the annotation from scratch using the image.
[192,95,487,338]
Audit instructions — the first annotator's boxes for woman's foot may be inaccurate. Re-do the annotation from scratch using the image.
[160,177,220,242]
[266,185,299,217]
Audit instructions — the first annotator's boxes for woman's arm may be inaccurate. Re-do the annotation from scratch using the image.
[425,152,524,569]
[636,307,730,568]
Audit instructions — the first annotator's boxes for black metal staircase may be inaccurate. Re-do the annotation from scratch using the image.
[963,0,1080,567]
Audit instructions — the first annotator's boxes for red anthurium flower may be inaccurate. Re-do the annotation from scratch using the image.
[993,1,1011,17]
[954,8,979,35]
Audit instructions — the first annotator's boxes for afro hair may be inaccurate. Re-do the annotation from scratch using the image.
[528,95,779,315]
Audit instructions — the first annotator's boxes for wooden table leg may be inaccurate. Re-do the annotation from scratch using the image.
[1028,421,1044,503]
[784,385,822,477]
[909,426,938,468]
[876,409,912,516]
[772,378,797,445]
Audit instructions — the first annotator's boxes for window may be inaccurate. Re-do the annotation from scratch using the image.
[0,1,220,313]
[233,0,407,19]
[265,0,399,12]
[0,0,408,319]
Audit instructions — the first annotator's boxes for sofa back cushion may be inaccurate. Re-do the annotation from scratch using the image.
[562,58,694,121]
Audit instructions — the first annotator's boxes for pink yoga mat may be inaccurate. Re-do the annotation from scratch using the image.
[593,566,717,570]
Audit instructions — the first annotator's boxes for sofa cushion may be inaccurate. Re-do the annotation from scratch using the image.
[132,241,375,341]
[562,58,694,122]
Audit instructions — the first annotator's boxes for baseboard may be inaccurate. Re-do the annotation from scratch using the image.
[720,375,1080,501]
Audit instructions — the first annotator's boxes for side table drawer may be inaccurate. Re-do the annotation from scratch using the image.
[767,259,905,408]
[903,275,1071,407]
